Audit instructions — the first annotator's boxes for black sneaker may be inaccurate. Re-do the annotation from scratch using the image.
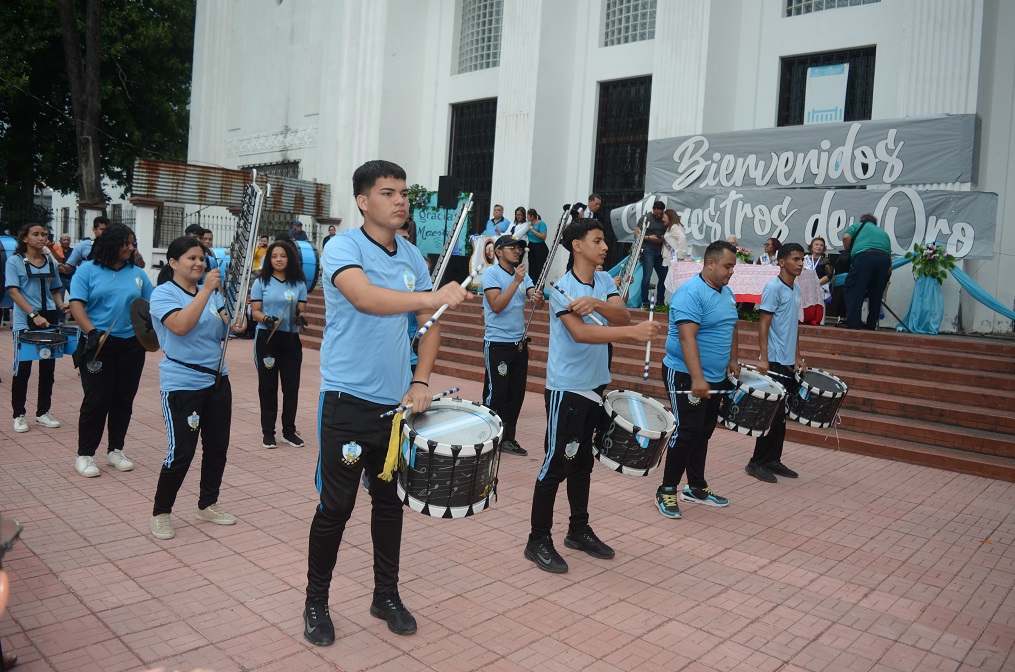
[370,591,417,635]
[500,439,528,456]
[745,461,777,483]
[281,431,305,447]
[303,600,335,646]
[524,535,568,573]
[564,526,615,559]
[262,434,277,449]
[767,460,799,478]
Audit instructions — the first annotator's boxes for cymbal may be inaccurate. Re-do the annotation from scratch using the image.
[130,298,160,352]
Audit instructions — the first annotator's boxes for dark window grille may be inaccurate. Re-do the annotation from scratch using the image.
[777,47,876,127]
[448,98,498,231]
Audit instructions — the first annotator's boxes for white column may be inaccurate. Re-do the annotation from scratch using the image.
[129,198,161,272]
[648,0,711,140]
[488,0,543,211]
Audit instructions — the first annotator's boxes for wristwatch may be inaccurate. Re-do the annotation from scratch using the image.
[28,310,39,319]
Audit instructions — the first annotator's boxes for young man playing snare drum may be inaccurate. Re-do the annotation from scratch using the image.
[526,218,661,574]
[303,160,470,645]
[745,242,807,483]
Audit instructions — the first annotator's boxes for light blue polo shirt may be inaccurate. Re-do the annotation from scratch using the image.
[482,263,533,342]
[69,261,153,337]
[65,239,93,267]
[546,270,618,391]
[150,281,227,391]
[5,255,63,331]
[759,276,801,366]
[320,228,432,405]
[250,276,308,333]
[664,274,738,382]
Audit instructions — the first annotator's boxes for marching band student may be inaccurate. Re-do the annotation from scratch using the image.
[655,241,740,519]
[63,215,108,270]
[525,218,661,574]
[250,240,308,449]
[482,235,542,457]
[69,223,153,478]
[746,243,807,483]
[148,236,243,540]
[303,160,470,645]
[5,223,70,433]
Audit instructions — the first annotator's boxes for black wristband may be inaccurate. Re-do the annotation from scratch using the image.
[410,380,429,387]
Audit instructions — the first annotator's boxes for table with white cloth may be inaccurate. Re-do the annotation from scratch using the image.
[665,261,823,321]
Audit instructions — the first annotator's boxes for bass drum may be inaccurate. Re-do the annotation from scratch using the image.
[292,240,320,292]
[0,234,15,307]
[210,246,231,273]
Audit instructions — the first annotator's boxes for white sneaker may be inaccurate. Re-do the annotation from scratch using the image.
[106,449,134,472]
[150,513,175,540]
[13,415,29,433]
[36,412,61,428]
[196,503,237,525]
[75,455,100,478]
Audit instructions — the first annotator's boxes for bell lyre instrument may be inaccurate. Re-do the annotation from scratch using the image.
[617,213,649,302]
[431,193,474,288]
[519,204,573,351]
[216,170,269,386]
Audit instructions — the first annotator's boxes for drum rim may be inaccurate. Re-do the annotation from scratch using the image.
[18,331,69,345]
[402,397,504,457]
[796,367,848,399]
[603,389,676,439]
[729,371,786,400]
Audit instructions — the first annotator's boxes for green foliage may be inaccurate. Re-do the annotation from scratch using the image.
[0,0,195,231]
[904,242,956,285]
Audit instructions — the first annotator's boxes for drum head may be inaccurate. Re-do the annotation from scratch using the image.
[800,369,847,396]
[405,398,502,455]
[735,370,786,399]
[604,391,674,439]
[19,331,67,345]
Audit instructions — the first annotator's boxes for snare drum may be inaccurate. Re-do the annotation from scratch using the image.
[60,326,80,355]
[397,398,503,519]
[718,370,786,437]
[787,368,848,428]
[16,330,69,362]
[594,390,676,477]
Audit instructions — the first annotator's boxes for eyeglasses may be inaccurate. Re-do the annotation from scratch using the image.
[0,515,23,569]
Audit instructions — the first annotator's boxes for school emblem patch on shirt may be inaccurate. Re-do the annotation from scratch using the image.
[209,302,220,316]
[497,361,508,376]
[188,412,200,430]
[262,356,276,369]
[135,276,143,290]
[284,290,295,301]
[342,441,362,465]
[403,269,416,292]
[564,440,580,459]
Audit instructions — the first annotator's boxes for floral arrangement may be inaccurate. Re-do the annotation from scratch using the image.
[905,242,956,284]
[407,184,436,215]
[735,247,753,263]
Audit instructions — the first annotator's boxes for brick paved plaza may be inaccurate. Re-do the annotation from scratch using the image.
[0,337,1012,671]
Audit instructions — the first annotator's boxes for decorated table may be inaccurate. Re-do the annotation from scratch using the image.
[665,261,824,320]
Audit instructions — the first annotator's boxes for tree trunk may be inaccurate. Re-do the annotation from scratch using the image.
[56,0,104,207]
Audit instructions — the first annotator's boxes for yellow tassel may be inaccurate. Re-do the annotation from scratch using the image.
[377,411,403,482]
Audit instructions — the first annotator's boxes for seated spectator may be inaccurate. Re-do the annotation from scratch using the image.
[756,238,782,265]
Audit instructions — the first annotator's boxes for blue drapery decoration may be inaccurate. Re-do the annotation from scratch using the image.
[607,255,643,308]
[902,275,945,334]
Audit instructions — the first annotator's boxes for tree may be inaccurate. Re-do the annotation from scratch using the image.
[0,0,195,232]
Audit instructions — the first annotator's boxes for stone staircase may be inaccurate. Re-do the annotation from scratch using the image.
[302,289,1015,481]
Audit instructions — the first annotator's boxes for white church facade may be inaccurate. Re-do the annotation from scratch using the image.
[186,0,1015,334]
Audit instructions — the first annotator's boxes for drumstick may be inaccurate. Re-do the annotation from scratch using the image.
[415,274,478,340]
[642,296,655,380]
[738,362,794,380]
[668,388,729,396]
[379,387,461,418]
[547,282,605,326]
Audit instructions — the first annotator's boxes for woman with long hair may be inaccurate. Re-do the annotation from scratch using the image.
[148,236,244,540]
[5,223,70,433]
[250,240,308,448]
[68,223,153,478]
[662,208,687,262]
[504,206,531,239]
[525,208,548,283]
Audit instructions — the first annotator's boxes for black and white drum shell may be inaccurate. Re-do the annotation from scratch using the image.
[16,330,69,362]
[397,398,503,519]
[718,370,786,437]
[594,390,676,477]
[787,368,848,429]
